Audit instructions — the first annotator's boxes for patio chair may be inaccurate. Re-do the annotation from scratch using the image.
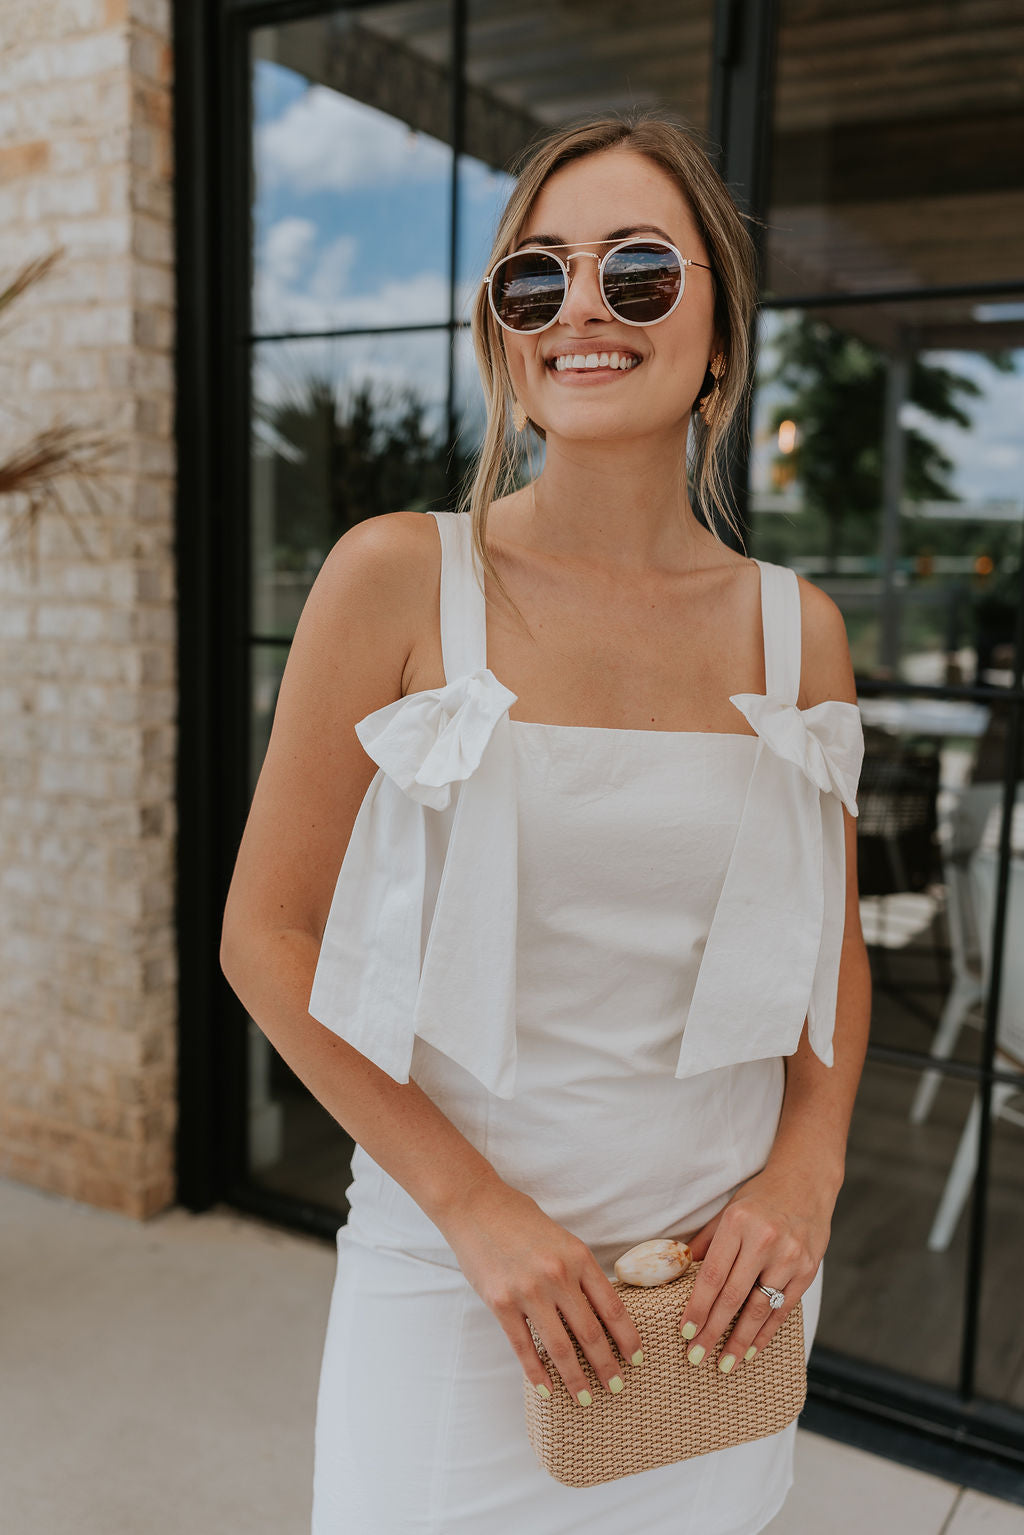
[925,841,1024,1252]
[908,782,1007,1124]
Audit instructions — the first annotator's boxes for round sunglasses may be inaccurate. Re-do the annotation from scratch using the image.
[483,236,711,335]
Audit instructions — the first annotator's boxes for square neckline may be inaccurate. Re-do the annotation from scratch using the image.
[488,554,768,744]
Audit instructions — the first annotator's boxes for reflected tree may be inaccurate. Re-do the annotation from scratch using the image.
[764,315,1016,573]
[257,374,469,572]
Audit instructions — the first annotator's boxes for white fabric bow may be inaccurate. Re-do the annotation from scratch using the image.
[355,669,518,811]
[674,692,865,1080]
[307,667,522,1099]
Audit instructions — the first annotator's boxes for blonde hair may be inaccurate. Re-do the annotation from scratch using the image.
[456,107,761,622]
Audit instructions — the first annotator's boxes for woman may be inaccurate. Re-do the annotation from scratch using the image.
[220,108,871,1534]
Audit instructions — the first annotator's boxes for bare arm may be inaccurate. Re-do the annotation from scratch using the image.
[219,511,642,1401]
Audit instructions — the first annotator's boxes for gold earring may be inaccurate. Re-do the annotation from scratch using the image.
[512,398,528,433]
[697,352,727,424]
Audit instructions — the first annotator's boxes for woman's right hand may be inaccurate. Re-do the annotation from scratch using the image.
[437,1177,645,1405]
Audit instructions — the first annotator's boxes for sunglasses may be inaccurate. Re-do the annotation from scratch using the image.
[483,236,711,335]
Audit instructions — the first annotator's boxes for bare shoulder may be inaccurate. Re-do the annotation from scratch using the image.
[312,509,439,625]
[793,571,858,709]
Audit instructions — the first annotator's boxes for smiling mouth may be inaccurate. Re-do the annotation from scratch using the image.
[547,350,642,374]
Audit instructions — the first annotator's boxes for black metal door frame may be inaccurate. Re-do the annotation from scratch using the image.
[173,0,1024,1497]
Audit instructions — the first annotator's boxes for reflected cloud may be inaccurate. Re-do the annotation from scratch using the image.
[256,84,449,195]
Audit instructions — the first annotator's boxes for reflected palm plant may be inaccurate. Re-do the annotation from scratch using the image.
[256,373,465,572]
[763,314,1016,573]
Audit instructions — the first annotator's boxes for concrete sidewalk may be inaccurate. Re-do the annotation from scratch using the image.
[2,1174,1022,1535]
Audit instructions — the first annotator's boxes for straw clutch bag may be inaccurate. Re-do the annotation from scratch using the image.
[522,1246,806,1488]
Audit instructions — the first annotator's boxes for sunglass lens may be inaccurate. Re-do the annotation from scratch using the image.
[602,242,683,324]
[491,251,565,331]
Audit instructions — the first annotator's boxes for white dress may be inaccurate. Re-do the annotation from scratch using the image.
[308,510,865,1534]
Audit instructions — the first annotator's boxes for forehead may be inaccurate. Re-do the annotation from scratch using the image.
[521,148,697,244]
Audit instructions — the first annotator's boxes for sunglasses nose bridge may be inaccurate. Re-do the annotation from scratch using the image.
[557,249,612,323]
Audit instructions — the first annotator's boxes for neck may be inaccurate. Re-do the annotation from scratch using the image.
[522,428,713,574]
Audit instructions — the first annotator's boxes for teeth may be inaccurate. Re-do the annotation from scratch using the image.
[553,351,639,372]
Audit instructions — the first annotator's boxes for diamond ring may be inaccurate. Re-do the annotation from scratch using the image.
[757,1283,786,1309]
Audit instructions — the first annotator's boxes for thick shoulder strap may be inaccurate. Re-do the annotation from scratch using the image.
[753,558,801,705]
[427,509,488,679]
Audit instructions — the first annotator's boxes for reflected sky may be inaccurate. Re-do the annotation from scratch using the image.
[252,60,452,332]
[252,60,518,337]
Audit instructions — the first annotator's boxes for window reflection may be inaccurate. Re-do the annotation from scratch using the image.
[821,1058,969,1390]
[251,332,451,639]
[749,303,1024,687]
[768,0,1024,297]
[251,12,453,336]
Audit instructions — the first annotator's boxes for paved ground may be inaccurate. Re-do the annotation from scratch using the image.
[3,1174,1023,1535]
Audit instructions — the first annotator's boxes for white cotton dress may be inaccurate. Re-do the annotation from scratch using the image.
[308,509,865,1535]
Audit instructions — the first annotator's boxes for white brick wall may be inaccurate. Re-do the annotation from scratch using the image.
[0,0,177,1217]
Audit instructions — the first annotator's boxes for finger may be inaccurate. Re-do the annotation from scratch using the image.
[730,1263,819,1367]
[499,1308,557,1398]
[579,1267,646,1370]
[715,1274,806,1373]
[534,1305,612,1407]
[559,1292,631,1397]
[681,1253,770,1367]
[677,1231,742,1350]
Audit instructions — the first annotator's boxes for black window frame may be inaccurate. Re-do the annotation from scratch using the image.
[173,0,1024,1498]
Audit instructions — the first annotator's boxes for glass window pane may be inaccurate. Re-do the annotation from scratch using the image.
[822,1058,969,1390]
[251,9,454,336]
[748,298,1024,687]
[251,331,451,640]
[767,0,1024,297]
[246,640,359,1211]
[978,1053,1024,1406]
[457,0,715,299]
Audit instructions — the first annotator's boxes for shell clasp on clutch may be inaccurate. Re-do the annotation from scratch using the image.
[613,1239,693,1288]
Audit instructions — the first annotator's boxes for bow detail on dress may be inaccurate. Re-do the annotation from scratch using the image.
[673,691,865,1081]
[727,693,863,817]
[307,667,522,1099]
[356,669,519,810]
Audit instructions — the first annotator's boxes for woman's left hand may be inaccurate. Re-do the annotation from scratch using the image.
[675,1160,836,1371]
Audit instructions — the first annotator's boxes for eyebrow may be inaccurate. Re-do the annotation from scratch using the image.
[512,224,676,251]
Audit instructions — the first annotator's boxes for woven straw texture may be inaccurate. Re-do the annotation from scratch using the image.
[522,1260,806,1488]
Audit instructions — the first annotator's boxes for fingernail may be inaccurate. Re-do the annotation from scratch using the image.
[745,1346,757,1362]
[534,1382,551,1398]
[608,1375,624,1393]
[681,1321,697,1340]
[687,1343,706,1365]
[631,1349,644,1366]
[576,1389,593,1406]
[719,1353,736,1373]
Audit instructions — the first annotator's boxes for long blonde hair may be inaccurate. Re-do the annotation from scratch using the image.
[456,107,761,621]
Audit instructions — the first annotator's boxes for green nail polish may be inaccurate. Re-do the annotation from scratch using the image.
[534,1382,551,1398]
[681,1321,697,1340]
[687,1343,705,1365]
[608,1375,624,1393]
[719,1353,736,1373]
[631,1349,644,1366]
[745,1346,757,1362]
[577,1389,593,1407]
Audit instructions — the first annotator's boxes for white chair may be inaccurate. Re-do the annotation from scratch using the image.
[908,782,1006,1125]
[926,838,1024,1252]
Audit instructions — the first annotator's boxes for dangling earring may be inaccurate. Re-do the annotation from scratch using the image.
[512,398,528,433]
[697,352,727,425]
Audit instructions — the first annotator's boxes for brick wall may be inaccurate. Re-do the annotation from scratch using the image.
[0,0,177,1217]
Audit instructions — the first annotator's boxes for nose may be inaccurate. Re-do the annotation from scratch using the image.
[558,250,613,327]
